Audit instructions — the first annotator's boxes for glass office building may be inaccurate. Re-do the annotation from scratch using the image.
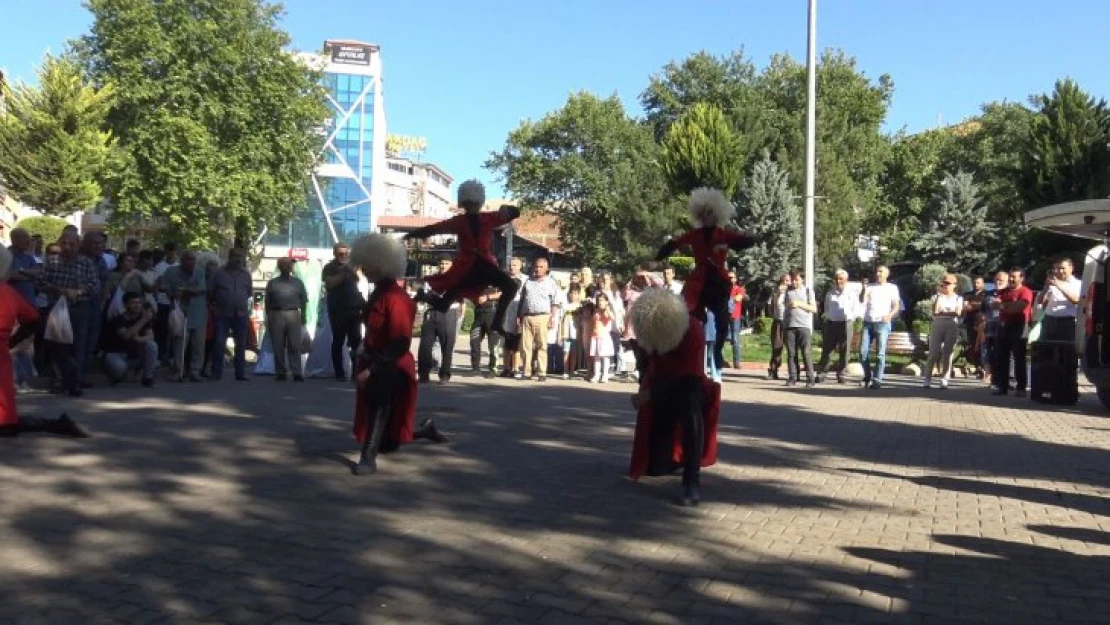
[266,40,387,254]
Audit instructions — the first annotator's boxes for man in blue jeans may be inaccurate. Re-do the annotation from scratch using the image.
[208,248,253,381]
[858,265,901,389]
[727,270,746,369]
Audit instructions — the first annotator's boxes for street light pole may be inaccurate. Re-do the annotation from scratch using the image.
[803,0,818,281]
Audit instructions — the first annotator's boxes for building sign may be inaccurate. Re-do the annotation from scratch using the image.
[386,135,428,156]
[330,44,373,66]
[409,249,455,262]
[288,248,309,260]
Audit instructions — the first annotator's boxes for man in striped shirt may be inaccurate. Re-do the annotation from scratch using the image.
[517,257,561,382]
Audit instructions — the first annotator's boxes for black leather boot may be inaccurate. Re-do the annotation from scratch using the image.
[414,418,449,443]
[354,408,388,476]
[680,475,701,507]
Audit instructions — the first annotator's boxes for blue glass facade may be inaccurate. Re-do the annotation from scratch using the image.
[268,69,375,249]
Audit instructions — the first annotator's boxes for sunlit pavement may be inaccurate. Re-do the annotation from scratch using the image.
[2,362,1110,624]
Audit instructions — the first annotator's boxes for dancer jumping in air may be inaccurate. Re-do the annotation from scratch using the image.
[403,180,521,334]
[348,234,449,476]
[629,288,720,506]
[656,187,754,374]
[0,246,89,438]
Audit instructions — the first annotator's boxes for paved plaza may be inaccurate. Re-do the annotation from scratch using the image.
[2,362,1110,625]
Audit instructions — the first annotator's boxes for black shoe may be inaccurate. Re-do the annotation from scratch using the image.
[293,375,304,382]
[417,418,450,443]
[336,374,348,382]
[785,379,797,386]
[679,483,701,507]
[499,370,514,378]
[991,388,1008,396]
[836,375,846,384]
[353,448,377,476]
[275,374,287,381]
[1014,389,1027,398]
[56,414,90,438]
[438,376,451,385]
[141,378,154,388]
[805,378,815,387]
[419,374,431,384]
[814,373,825,384]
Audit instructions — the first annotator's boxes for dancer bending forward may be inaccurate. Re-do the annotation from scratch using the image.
[0,246,88,438]
[656,187,754,373]
[629,288,720,506]
[348,234,448,475]
[403,180,520,333]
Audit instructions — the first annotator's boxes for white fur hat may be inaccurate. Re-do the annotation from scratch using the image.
[630,287,690,355]
[457,179,486,209]
[0,245,11,280]
[350,233,407,281]
[688,187,735,227]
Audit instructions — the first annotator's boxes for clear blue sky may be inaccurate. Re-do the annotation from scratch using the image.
[3,0,1107,198]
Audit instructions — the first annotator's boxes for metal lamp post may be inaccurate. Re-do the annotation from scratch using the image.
[803,0,818,281]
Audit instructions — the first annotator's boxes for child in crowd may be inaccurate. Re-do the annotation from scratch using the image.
[589,293,618,383]
[705,308,721,382]
[560,286,583,379]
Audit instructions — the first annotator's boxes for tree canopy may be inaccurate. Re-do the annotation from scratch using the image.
[75,0,330,248]
[660,102,746,197]
[0,54,114,217]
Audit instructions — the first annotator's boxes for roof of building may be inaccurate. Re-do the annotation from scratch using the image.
[512,211,564,253]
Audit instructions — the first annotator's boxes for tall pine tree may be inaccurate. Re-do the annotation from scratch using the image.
[659,102,747,197]
[909,171,998,274]
[735,150,801,290]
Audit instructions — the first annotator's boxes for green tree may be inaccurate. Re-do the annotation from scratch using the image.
[1022,79,1110,207]
[734,151,801,290]
[14,215,70,243]
[660,102,745,197]
[76,0,329,248]
[0,55,114,216]
[485,92,681,270]
[908,172,997,273]
[755,50,893,269]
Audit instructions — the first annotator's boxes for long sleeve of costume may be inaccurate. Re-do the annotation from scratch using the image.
[404,219,455,241]
[497,205,521,224]
[723,230,755,251]
[8,297,39,348]
[656,231,694,262]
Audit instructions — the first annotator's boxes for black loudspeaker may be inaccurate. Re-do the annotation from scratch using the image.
[1030,340,1079,405]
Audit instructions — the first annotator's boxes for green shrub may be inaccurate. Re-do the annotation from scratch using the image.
[752,316,771,335]
[15,215,68,243]
[911,319,931,335]
[892,318,908,332]
[913,298,935,323]
[912,263,948,301]
[668,256,695,278]
[955,273,972,294]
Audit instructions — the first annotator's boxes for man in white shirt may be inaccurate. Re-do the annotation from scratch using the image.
[662,265,683,296]
[1039,256,1081,342]
[152,242,179,365]
[858,265,901,389]
[815,269,859,384]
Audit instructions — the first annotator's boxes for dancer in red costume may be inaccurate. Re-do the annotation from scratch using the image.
[656,187,754,373]
[628,288,720,506]
[402,180,520,334]
[348,233,448,475]
[0,247,88,438]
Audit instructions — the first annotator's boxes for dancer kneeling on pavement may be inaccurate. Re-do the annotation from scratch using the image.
[348,234,448,475]
[628,288,720,506]
[0,246,88,438]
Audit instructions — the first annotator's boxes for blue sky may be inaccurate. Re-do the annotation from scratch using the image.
[3,0,1107,198]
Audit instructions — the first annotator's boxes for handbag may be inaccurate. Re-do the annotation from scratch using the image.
[45,296,74,344]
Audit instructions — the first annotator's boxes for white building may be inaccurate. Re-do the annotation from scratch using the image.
[382,157,454,220]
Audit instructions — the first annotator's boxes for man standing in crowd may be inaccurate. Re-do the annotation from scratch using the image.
[7,229,39,306]
[103,292,159,388]
[38,231,100,397]
[727,270,746,369]
[418,258,461,384]
[859,265,901,390]
[663,265,683,295]
[208,248,253,382]
[470,282,501,376]
[152,242,179,364]
[783,269,817,387]
[992,267,1034,397]
[500,257,525,378]
[80,232,110,377]
[517,256,561,382]
[1039,257,1081,342]
[766,273,789,380]
[963,276,989,378]
[163,252,208,382]
[322,242,365,381]
[265,257,309,382]
[815,269,858,384]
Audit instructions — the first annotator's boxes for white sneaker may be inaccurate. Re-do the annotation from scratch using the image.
[589,374,601,383]
[940,379,949,389]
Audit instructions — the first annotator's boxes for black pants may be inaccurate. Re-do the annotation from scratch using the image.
[1040,316,1076,343]
[993,323,1028,392]
[419,309,458,379]
[439,257,519,333]
[330,308,362,379]
[785,326,813,381]
[817,320,851,376]
[470,307,500,370]
[768,319,785,373]
[647,376,706,486]
[693,275,730,372]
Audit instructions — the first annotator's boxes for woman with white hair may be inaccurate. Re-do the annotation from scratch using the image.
[628,288,721,506]
[656,187,755,374]
[0,246,88,437]
[348,234,448,475]
[403,180,521,335]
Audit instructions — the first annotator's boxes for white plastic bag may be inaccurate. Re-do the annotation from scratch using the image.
[45,296,74,344]
[299,325,313,354]
[106,287,125,318]
[168,303,186,338]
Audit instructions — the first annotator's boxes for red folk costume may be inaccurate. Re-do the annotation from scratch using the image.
[403,180,521,333]
[628,288,721,506]
[347,234,448,476]
[656,188,754,373]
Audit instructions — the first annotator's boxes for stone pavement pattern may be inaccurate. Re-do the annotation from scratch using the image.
[2,368,1110,625]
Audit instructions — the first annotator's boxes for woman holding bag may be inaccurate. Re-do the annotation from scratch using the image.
[1,246,89,438]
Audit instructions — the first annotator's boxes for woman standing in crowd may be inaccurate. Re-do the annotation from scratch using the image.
[923,273,964,389]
